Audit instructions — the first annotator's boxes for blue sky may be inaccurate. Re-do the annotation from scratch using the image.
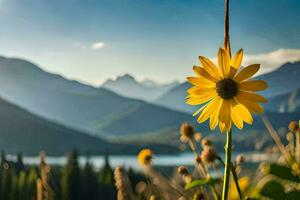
[0,0,299,85]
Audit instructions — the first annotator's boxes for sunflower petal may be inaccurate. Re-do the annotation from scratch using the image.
[186,92,217,105]
[219,121,226,133]
[187,77,215,87]
[209,99,222,130]
[199,56,222,79]
[238,91,268,103]
[234,64,260,83]
[239,80,268,92]
[192,104,207,117]
[193,66,219,83]
[218,100,232,132]
[231,49,243,69]
[187,86,216,95]
[230,99,244,129]
[197,97,221,123]
[218,48,230,77]
[235,94,264,113]
[233,97,253,124]
[228,66,238,79]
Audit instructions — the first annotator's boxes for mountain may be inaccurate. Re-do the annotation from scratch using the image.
[264,87,300,112]
[0,56,191,138]
[0,96,118,155]
[101,74,178,101]
[155,82,194,113]
[155,61,300,113]
[257,62,300,97]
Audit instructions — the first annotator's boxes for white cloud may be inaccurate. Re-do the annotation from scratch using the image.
[212,49,300,75]
[244,49,300,75]
[91,42,105,50]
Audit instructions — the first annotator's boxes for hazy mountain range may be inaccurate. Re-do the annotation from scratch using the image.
[0,55,299,154]
[0,94,180,155]
[0,56,190,139]
[0,96,116,155]
[101,74,178,101]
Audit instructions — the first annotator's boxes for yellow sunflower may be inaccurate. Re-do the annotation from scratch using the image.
[186,48,268,133]
[137,149,153,166]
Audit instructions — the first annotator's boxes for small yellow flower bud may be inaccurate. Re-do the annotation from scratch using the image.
[137,149,153,166]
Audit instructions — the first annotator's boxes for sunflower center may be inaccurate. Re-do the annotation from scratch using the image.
[216,78,238,99]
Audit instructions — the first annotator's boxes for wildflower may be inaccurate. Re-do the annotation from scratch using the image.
[177,166,192,183]
[114,166,135,200]
[201,147,217,163]
[201,138,212,148]
[180,123,195,140]
[177,166,189,176]
[195,155,202,164]
[137,149,153,166]
[186,48,268,132]
[236,154,245,165]
[288,121,299,133]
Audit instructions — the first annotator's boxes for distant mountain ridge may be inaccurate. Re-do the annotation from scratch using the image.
[0,56,190,138]
[0,96,112,155]
[155,61,300,113]
[101,74,178,101]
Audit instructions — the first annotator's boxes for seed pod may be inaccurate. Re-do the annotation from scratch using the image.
[288,121,299,132]
[180,123,195,140]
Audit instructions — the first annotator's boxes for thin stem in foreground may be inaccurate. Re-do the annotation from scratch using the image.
[222,130,232,200]
[230,164,243,200]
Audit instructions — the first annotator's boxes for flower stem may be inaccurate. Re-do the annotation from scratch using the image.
[224,0,231,56]
[222,130,232,200]
[230,164,243,200]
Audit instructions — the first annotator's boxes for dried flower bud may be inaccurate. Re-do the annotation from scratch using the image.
[194,132,202,142]
[288,121,299,132]
[180,123,195,140]
[201,147,217,163]
[236,154,245,165]
[180,135,189,143]
[177,166,189,176]
[286,131,294,142]
[201,138,212,148]
[195,155,202,164]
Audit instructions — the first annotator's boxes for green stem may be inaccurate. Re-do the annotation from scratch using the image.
[231,164,243,200]
[222,130,232,200]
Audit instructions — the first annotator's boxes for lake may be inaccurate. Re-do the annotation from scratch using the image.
[6,152,280,171]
